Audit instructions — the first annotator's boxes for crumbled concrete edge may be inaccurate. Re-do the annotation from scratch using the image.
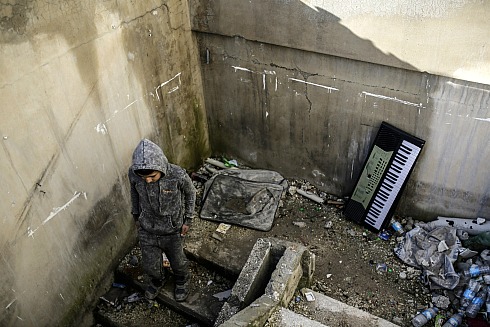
[216,237,315,327]
[218,295,278,327]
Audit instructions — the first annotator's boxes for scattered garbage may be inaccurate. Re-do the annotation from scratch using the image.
[100,286,129,307]
[442,312,463,327]
[462,264,490,278]
[412,307,438,327]
[463,231,490,252]
[391,216,490,326]
[205,158,237,170]
[394,225,460,290]
[213,289,232,301]
[391,222,404,236]
[216,223,231,234]
[425,217,490,235]
[376,263,388,273]
[222,158,238,168]
[129,255,139,266]
[126,292,142,303]
[304,291,316,302]
[378,230,392,241]
[465,288,487,318]
[296,188,324,204]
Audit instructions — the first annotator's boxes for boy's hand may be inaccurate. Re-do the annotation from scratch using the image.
[181,224,190,236]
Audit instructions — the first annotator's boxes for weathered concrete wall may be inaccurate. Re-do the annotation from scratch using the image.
[191,0,490,85]
[190,0,490,219]
[0,0,209,326]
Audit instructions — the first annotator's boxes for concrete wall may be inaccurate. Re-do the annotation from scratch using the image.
[190,0,490,219]
[0,0,209,326]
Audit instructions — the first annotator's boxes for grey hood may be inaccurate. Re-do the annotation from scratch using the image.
[131,139,168,175]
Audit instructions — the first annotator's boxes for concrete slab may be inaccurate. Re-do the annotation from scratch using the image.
[299,288,400,327]
[270,308,329,327]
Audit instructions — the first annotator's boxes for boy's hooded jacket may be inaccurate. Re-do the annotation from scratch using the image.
[129,139,196,235]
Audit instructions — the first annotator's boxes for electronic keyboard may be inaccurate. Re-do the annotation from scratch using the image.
[344,122,425,232]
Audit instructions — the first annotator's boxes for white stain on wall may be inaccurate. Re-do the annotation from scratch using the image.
[95,72,183,135]
[95,99,139,134]
[289,78,339,92]
[232,66,253,73]
[155,72,182,100]
[5,298,16,309]
[28,191,86,238]
[361,91,424,108]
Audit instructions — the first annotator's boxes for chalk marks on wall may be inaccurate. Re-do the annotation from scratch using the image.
[27,191,87,238]
[155,72,182,100]
[289,78,339,92]
[231,65,340,97]
[94,72,183,135]
[361,91,424,108]
[95,99,139,135]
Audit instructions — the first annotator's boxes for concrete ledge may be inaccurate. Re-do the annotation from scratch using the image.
[265,246,305,306]
[219,295,278,327]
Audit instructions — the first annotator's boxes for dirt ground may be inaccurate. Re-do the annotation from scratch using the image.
[94,165,461,327]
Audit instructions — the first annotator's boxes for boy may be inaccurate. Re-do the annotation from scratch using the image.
[128,138,196,301]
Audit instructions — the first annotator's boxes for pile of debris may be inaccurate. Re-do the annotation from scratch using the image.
[393,217,490,327]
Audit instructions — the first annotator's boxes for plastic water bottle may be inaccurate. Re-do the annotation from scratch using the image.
[465,287,488,318]
[391,220,405,235]
[461,279,481,308]
[442,312,463,327]
[463,264,490,278]
[412,307,438,327]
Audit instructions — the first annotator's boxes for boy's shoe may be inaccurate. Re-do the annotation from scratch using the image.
[174,281,189,302]
[145,279,164,300]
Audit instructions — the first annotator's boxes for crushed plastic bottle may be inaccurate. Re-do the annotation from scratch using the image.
[412,307,438,327]
[463,264,490,278]
[461,279,481,308]
[442,312,463,327]
[378,230,391,241]
[465,287,488,318]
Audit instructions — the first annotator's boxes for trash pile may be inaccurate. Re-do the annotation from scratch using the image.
[391,217,490,327]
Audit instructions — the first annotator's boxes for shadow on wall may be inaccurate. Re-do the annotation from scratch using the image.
[191,0,419,71]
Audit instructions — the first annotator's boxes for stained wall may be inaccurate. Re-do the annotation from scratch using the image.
[0,1,209,325]
[190,0,490,219]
